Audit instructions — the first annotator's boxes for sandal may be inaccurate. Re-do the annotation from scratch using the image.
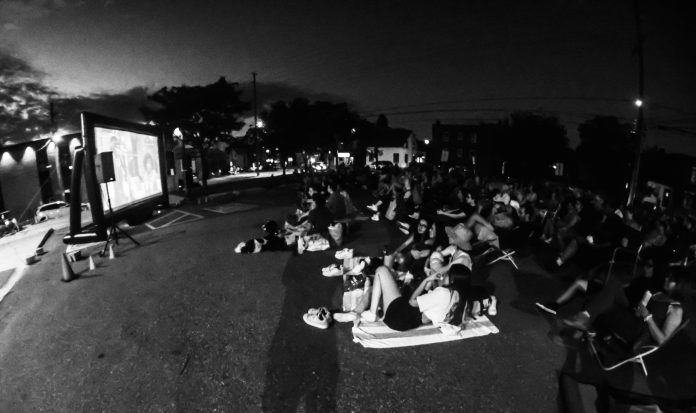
[303,307,332,329]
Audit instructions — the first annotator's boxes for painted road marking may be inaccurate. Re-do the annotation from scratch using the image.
[145,210,203,230]
[204,203,256,214]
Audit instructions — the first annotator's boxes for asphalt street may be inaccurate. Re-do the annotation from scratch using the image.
[0,183,692,412]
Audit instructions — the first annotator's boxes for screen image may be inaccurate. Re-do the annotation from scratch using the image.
[94,126,162,212]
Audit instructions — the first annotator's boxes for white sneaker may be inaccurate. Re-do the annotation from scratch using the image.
[360,310,378,322]
[487,296,498,316]
[322,264,344,277]
[408,212,420,220]
[398,227,409,235]
[297,236,307,254]
[367,204,378,212]
[371,213,380,221]
[335,248,354,260]
[333,312,359,322]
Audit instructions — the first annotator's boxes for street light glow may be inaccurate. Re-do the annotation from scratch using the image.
[635,99,643,107]
[424,139,430,145]
[256,120,264,128]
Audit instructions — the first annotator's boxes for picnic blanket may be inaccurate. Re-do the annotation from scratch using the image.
[352,316,500,349]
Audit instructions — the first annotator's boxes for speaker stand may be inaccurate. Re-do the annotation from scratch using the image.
[101,181,140,256]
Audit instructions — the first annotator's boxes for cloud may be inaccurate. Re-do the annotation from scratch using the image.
[2,23,19,31]
[54,86,151,130]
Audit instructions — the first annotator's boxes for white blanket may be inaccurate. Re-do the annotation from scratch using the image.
[352,316,500,349]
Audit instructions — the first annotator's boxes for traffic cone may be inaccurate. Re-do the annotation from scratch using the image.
[108,245,115,259]
[88,255,96,271]
[61,253,76,282]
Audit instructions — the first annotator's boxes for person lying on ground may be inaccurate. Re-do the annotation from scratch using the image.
[562,266,691,348]
[359,263,467,332]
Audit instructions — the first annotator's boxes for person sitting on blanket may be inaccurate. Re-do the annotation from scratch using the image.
[359,262,468,332]
[562,266,692,349]
[285,194,334,253]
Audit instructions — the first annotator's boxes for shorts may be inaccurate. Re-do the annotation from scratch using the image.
[383,296,422,331]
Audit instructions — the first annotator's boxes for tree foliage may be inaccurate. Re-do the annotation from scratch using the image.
[261,99,359,170]
[576,116,634,197]
[501,111,568,178]
[142,77,249,186]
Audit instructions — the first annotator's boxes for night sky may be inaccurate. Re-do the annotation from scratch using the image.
[1,0,695,153]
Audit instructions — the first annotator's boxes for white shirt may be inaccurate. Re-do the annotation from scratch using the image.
[417,287,459,326]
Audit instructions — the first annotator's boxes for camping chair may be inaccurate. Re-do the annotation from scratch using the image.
[587,319,691,377]
[482,224,532,271]
[605,243,644,285]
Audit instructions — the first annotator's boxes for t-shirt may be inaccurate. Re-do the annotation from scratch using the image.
[307,206,334,234]
[416,287,460,326]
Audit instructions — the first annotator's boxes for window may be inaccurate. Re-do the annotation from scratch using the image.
[393,153,399,164]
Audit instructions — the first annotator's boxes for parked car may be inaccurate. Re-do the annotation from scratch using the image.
[311,162,328,171]
[34,201,89,223]
[368,160,394,170]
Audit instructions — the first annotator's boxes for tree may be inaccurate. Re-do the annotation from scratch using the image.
[502,111,568,179]
[261,99,360,172]
[0,50,52,144]
[576,116,634,200]
[142,77,249,189]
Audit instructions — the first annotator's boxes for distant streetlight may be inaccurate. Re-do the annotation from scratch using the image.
[424,139,430,145]
[51,134,62,143]
[256,120,265,128]
[635,99,643,107]
[265,149,270,154]
[350,128,356,134]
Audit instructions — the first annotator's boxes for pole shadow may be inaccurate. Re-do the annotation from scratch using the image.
[261,250,341,413]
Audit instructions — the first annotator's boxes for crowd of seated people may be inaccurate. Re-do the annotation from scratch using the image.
[236,162,696,346]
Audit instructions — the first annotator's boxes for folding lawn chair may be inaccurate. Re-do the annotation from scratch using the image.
[606,243,644,284]
[587,319,690,377]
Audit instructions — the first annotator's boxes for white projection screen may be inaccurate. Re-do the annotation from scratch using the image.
[94,126,163,213]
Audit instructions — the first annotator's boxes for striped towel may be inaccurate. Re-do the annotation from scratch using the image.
[352,316,500,349]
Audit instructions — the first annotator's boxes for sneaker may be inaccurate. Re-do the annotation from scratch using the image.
[562,311,590,331]
[360,310,378,322]
[333,312,359,322]
[396,221,410,229]
[322,264,344,277]
[408,212,420,220]
[367,204,379,212]
[335,248,354,260]
[535,301,559,315]
[487,296,498,316]
[297,236,307,254]
[398,227,409,235]
[303,307,332,329]
[371,213,380,221]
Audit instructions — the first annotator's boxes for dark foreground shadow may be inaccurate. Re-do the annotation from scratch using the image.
[262,250,341,413]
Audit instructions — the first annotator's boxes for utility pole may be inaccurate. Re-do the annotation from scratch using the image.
[252,72,260,176]
[627,0,645,206]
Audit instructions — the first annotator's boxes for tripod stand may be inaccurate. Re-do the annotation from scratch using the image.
[101,181,140,256]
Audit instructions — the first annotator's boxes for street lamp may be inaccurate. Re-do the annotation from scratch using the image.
[424,139,430,145]
[635,99,643,107]
[256,120,265,128]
